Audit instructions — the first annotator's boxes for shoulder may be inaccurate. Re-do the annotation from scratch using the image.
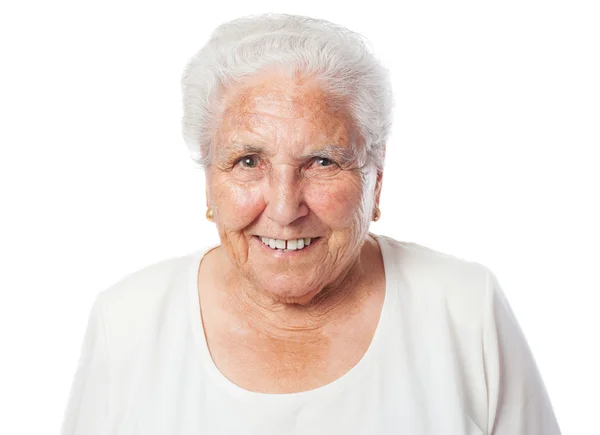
[377,234,488,282]
[92,249,203,365]
[100,253,193,304]
[376,234,490,321]
[97,252,193,312]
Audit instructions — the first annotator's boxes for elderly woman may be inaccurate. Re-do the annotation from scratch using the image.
[60,13,561,435]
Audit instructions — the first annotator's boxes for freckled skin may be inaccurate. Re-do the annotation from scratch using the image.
[205,72,382,308]
[199,71,386,393]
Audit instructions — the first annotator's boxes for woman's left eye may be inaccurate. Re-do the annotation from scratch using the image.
[313,157,336,167]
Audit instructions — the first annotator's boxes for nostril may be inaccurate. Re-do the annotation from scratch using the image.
[264,196,309,226]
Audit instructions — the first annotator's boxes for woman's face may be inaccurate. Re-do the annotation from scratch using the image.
[205,72,382,304]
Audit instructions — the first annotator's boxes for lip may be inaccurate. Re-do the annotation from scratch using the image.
[252,235,320,255]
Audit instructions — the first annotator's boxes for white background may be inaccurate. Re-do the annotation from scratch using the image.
[0,1,598,433]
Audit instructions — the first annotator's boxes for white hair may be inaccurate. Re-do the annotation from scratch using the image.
[181,13,394,171]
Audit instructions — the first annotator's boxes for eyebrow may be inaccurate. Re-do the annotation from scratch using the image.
[219,143,266,157]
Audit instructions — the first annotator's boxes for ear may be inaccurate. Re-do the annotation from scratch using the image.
[204,173,212,209]
[374,169,384,206]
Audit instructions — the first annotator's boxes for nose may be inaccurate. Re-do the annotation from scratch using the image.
[264,166,309,226]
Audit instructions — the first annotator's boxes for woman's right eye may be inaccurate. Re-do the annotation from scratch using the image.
[236,155,259,168]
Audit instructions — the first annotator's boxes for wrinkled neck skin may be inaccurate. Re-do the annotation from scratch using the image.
[212,233,379,341]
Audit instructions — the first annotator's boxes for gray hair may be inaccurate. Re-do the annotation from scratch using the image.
[181,13,394,171]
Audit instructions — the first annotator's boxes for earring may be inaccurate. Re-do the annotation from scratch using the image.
[205,207,215,222]
[373,206,381,222]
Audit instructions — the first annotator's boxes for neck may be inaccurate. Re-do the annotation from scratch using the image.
[218,237,376,340]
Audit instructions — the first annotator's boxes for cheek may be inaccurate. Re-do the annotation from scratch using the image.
[212,180,265,230]
[305,177,367,228]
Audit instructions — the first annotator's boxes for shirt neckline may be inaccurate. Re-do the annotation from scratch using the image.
[186,233,398,404]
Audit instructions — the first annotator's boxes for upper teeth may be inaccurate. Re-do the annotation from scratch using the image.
[259,237,313,251]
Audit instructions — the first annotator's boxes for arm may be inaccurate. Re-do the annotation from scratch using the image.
[482,266,561,434]
[60,293,110,435]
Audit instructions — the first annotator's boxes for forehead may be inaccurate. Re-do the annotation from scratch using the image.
[216,72,355,149]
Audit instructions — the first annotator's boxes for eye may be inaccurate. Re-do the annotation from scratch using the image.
[313,157,336,168]
[236,155,259,168]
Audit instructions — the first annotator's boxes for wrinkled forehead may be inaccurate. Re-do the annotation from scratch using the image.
[224,74,343,116]
[214,72,364,159]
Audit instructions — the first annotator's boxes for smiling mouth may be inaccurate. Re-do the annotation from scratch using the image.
[255,236,318,252]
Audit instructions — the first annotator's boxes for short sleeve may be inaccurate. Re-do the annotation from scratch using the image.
[60,293,110,435]
[482,266,561,434]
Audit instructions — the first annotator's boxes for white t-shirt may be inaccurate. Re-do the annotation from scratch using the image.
[60,234,561,434]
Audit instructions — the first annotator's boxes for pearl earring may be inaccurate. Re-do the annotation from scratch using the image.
[206,207,215,222]
[373,207,381,222]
